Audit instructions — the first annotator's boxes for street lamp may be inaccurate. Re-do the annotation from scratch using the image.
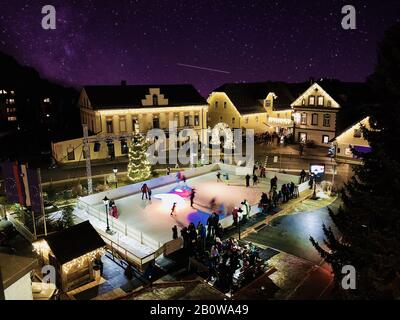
[103,196,112,234]
[113,167,118,188]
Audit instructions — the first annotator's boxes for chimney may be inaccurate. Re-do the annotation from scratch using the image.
[121,80,127,86]
[309,77,315,85]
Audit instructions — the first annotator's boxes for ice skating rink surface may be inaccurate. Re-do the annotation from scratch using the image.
[94,171,294,244]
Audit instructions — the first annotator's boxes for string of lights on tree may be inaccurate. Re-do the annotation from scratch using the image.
[127,133,152,183]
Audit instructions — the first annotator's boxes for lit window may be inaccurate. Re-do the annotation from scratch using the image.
[119,116,126,132]
[43,98,51,103]
[317,96,324,106]
[302,99,306,106]
[132,117,139,133]
[308,96,315,106]
[322,135,329,144]
[7,116,17,121]
[194,115,200,126]
[301,113,307,125]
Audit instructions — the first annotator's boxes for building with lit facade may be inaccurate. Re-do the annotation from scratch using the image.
[207,82,299,135]
[51,83,209,164]
[332,116,372,164]
[291,82,340,146]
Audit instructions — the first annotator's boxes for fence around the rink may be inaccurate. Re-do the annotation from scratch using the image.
[77,199,161,251]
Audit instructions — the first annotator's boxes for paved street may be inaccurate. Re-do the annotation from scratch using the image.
[241,196,341,299]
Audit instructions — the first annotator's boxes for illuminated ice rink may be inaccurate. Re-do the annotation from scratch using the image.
[93,171,297,244]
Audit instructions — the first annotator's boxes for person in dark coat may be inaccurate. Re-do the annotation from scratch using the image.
[245,174,251,187]
[172,225,178,239]
[253,174,258,186]
[141,184,149,200]
[190,189,196,207]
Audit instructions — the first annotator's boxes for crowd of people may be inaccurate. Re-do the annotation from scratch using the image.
[254,131,294,146]
[176,217,266,293]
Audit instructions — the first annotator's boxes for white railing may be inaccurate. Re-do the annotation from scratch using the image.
[77,198,160,251]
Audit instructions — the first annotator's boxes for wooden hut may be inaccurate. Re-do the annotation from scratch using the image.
[33,221,106,292]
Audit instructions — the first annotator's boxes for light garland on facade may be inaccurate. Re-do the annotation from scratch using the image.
[62,248,105,274]
[267,117,293,126]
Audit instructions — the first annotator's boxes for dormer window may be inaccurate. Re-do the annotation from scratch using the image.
[152,94,158,106]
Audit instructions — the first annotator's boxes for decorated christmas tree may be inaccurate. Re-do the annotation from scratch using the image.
[127,134,152,183]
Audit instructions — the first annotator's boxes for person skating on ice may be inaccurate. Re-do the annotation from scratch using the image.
[147,187,152,201]
[170,202,177,217]
[216,171,222,182]
[190,188,196,208]
[141,183,149,200]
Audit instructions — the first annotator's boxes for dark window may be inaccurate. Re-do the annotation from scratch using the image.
[323,114,330,127]
[106,120,113,133]
[224,102,227,109]
[67,148,75,161]
[132,118,139,133]
[301,113,307,125]
[153,117,160,129]
[354,128,362,138]
[311,113,318,125]
[152,94,158,106]
[184,115,190,126]
[215,101,218,108]
[121,140,128,154]
[194,115,200,126]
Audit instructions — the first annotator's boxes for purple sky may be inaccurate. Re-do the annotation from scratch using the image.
[0,0,399,95]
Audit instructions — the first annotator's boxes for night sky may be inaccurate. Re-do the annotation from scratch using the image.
[0,0,399,95]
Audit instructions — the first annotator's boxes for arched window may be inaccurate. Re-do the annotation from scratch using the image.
[152,94,158,106]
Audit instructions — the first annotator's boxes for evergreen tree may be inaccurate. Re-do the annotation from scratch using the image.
[59,205,75,230]
[310,23,400,299]
[127,134,152,183]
